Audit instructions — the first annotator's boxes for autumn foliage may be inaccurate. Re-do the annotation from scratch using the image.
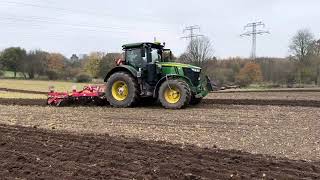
[47,53,65,72]
[236,62,262,87]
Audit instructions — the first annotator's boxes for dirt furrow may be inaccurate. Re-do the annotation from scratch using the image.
[1,97,320,107]
[0,88,47,95]
[0,124,319,179]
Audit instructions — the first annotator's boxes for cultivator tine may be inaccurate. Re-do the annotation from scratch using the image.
[56,99,66,107]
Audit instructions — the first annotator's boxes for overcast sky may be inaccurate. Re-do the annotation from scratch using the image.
[0,0,319,59]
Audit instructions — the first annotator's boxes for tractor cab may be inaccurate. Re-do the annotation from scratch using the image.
[122,42,173,85]
[122,42,171,68]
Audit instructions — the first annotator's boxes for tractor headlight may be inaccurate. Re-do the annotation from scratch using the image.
[191,68,201,73]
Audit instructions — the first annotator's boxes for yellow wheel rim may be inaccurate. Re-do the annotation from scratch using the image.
[111,81,128,101]
[164,86,181,104]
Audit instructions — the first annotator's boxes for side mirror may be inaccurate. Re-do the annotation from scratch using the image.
[141,48,146,57]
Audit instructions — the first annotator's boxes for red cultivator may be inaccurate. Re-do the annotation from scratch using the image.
[47,85,108,106]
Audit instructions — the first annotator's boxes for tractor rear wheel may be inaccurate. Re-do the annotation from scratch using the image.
[158,79,191,109]
[106,72,139,107]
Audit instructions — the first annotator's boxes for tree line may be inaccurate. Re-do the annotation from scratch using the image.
[0,28,319,87]
[179,29,320,87]
[0,48,120,82]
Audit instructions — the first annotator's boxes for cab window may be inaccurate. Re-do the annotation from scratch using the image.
[162,50,172,62]
[126,48,146,67]
[151,48,161,63]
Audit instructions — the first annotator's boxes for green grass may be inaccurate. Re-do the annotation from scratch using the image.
[0,79,96,92]
[1,71,25,78]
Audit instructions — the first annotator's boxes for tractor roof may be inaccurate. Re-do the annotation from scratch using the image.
[122,42,164,49]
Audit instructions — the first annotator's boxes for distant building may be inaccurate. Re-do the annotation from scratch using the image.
[70,54,79,62]
[78,54,89,60]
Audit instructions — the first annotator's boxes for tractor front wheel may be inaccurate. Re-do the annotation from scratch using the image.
[106,72,139,107]
[158,79,191,109]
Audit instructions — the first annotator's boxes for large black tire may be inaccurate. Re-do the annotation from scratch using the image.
[190,96,203,105]
[158,79,191,109]
[105,72,139,107]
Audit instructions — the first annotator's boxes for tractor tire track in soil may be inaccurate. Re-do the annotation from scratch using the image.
[0,88,47,95]
[214,88,320,93]
[1,98,320,108]
[202,99,320,107]
[0,124,319,179]
[0,98,46,106]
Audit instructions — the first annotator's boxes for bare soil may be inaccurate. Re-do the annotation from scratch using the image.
[0,87,46,95]
[0,124,319,179]
[209,91,320,101]
[0,103,319,161]
[217,88,320,93]
[0,98,45,106]
[203,98,320,107]
[1,90,320,179]
[2,96,320,107]
[206,91,320,107]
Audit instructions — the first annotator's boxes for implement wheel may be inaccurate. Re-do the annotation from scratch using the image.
[158,79,191,109]
[105,72,139,107]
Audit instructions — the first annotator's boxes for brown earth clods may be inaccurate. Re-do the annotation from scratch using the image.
[0,98,45,106]
[209,91,320,101]
[1,104,319,161]
[0,124,319,180]
[2,89,320,107]
[1,97,320,107]
[202,98,320,107]
[1,90,320,179]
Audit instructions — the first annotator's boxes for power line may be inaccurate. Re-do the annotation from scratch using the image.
[0,16,172,40]
[0,12,170,32]
[0,1,178,52]
[0,1,172,25]
[181,25,204,42]
[241,21,269,60]
[0,1,176,46]
[0,16,131,33]
[0,25,130,39]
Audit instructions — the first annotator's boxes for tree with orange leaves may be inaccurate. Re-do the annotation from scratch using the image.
[47,53,65,72]
[236,62,262,87]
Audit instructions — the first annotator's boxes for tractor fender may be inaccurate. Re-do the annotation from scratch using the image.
[104,65,138,82]
[153,74,193,98]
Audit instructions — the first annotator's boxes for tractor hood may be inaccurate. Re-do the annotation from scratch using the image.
[158,62,201,70]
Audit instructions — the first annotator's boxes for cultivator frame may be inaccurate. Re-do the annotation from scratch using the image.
[47,85,108,106]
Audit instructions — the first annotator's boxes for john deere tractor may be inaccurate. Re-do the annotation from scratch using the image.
[104,42,213,109]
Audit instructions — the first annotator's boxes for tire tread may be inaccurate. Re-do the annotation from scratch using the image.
[106,72,139,107]
[158,79,191,109]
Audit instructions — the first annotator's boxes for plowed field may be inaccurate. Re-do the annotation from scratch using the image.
[1,90,320,179]
[1,103,319,161]
[0,124,319,179]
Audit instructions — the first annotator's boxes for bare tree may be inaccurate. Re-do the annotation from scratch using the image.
[315,39,320,57]
[179,36,214,67]
[289,29,316,62]
[23,50,49,79]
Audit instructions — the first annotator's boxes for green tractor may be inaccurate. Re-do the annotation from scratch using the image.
[104,42,213,109]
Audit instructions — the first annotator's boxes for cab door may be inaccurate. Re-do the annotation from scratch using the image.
[125,48,147,70]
